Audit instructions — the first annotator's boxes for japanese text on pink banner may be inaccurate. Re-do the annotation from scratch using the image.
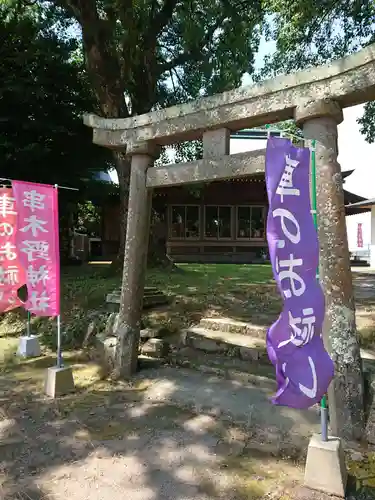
[0,188,25,312]
[12,181,60,317]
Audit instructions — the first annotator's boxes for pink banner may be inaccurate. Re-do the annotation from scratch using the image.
[357,223,363,248]
[0,188,26,312]
[12,181,60,317]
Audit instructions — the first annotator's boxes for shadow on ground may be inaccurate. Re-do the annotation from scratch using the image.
[0,353,374,499]
[0,353,317,500]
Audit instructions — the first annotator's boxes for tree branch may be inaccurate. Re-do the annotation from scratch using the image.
[59,0,129,119]
[159,15,224,73]
[171,68,192,98]
[147,0,179,42]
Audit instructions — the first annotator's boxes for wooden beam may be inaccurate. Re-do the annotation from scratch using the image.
[146,149,265,188]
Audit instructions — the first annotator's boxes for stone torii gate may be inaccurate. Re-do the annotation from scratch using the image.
[84,44,375,441]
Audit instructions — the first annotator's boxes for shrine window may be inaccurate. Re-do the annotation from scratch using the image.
[170,205,200,239]
[236,206,265,240]
[204,206,232,239]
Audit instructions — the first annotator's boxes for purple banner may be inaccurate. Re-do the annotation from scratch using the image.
[265,137,334,409]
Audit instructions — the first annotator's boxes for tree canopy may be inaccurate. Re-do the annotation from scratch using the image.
[43,0,268,256]
[0,1,110,188]
[260,0,375,140]
[52,0,264,119]
[3,0,375,261]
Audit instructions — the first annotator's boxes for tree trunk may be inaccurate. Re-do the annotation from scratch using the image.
[148,209,174,268]
[109,152,131,271]
[59,200,76,264]
[110,156,171,272]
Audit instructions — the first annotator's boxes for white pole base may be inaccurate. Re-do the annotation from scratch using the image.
[17,335,41,358]
[44,366,75,398]
[304,433,347,498]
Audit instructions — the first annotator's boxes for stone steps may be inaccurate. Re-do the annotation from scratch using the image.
[168,345,276,391]
[181,326,268,363]
[198,317,267,338]
[106,286,170,311]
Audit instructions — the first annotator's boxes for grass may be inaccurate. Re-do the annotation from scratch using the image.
[0,262,279,350]
[1,261,374,350]
[145,262,279,334]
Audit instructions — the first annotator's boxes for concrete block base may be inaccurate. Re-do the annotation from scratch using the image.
[304,434,347,498]
[17,335,41,358]
[44,366,75,398]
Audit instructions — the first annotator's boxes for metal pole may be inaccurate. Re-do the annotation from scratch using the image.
[26,311,31,336]
[53,183,63,369]
[0,178,79,192]
[311,139,329,442]
[56,315,63,368]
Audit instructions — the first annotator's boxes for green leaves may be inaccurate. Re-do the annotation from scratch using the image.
[0,2,109,187]
[50,0,265,116]
[259,1,375,140]
[358,102,375,144]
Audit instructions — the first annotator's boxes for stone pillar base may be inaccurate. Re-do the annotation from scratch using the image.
[17,335,41,358]
[304,434,347,497]
[44,366,75,398]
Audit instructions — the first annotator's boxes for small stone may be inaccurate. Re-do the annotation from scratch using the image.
[208,406,222,417]
[189,335,226,353]
[349,451,364,462]
[141,338,170,358]
[82,321,97,347]
[105,313,118,336]
[140,328,159,339]
[195,403,204,413]
[199,365,216,374]
[239,346,259,361]
[96,335,118,375]
[180,330,189,345]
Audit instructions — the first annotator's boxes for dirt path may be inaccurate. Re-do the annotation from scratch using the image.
[1,357,374,500]
[0,361,307,500]
[1,269,375,499]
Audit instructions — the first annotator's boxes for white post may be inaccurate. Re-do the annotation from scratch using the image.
[370,206,375,269]
[57,315,62,367]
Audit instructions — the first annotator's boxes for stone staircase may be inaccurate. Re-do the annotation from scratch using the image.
[106,286,170,312]
[175,316,269,364]
[181,326,268,362]
[198,317,267,337]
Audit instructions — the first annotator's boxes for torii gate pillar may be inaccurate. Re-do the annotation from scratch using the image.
[114,141,160,378]
[296,99,364,440]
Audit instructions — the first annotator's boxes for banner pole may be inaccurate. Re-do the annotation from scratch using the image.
[56,314,63,368]
[26,311,31,336]
[311,139,329,442]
